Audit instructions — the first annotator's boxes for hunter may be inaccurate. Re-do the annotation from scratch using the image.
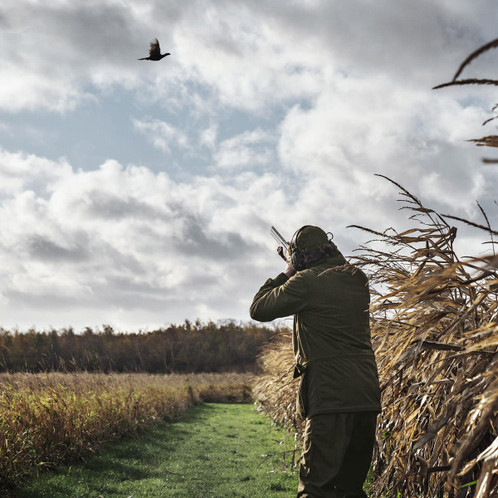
[250,225,381,498]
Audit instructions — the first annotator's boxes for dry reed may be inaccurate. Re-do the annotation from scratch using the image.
[252,328,300,432]
[434,36,498,165]
[253,177,498,497]
[433,79,498,90]
[470,136,498,148]
[0,372,252,491]
[452,38,498,82]
[433,36,498,90]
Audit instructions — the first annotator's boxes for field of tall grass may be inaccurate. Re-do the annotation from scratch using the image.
[0,371,252,492]
[254,179,498,497]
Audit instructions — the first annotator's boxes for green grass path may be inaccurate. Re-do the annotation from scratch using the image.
[14,403,298,498]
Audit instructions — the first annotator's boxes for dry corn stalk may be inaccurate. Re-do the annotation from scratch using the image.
[253,327,301,431]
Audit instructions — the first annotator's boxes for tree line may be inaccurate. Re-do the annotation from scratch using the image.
[0,321,278,373]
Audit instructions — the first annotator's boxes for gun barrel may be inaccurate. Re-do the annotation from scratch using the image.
[270,226,289,248]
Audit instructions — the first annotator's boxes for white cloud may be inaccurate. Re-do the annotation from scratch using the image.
[0,149,72,198]
[277,73,493,218]
[0,0,497,117]
[214,129,275,169]
[199,122,218,150]
[0,149,294,328]
[0,0,497,330]
[133,118,190,153]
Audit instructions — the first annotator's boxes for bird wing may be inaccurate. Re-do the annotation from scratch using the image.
[149,38,161,57]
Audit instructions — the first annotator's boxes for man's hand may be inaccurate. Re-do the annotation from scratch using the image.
[278,247,296,278]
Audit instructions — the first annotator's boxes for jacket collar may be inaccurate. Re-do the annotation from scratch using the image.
[308,251,347,269]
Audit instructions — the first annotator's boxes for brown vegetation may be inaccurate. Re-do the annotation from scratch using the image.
[0,372,253,492]
[253,178,498,497]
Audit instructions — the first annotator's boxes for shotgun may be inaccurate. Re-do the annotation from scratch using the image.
[270,226,289,262]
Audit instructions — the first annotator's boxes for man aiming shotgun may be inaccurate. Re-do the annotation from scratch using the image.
[250,225,381,498]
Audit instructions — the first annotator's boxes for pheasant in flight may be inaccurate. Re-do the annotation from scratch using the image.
[138,38,170,61]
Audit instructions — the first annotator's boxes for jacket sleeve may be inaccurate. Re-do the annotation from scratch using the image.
[250,272,309,322]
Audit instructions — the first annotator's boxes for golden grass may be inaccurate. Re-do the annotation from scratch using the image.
[253,178,498,497]
[0,372,253,491]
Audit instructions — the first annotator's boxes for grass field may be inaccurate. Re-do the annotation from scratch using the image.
[0,372,253,492]
[12,403,298,498]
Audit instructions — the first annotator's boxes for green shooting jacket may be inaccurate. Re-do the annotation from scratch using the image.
[250,252,381,418]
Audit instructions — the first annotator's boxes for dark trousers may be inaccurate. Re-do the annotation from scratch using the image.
[297,412,377,498]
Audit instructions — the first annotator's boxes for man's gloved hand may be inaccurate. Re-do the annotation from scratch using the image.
[277,247,296,278]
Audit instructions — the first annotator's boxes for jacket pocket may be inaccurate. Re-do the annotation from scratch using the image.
[297,371,308,418]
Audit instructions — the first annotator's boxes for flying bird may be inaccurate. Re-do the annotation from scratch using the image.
[138,38,170,61]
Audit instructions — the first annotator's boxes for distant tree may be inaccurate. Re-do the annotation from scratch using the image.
[0,321,277,373]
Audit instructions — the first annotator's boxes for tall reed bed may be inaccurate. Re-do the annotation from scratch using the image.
[253,178,498,497]
[0,372,252,491]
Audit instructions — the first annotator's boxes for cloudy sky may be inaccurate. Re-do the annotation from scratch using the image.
[0,0,497,331]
